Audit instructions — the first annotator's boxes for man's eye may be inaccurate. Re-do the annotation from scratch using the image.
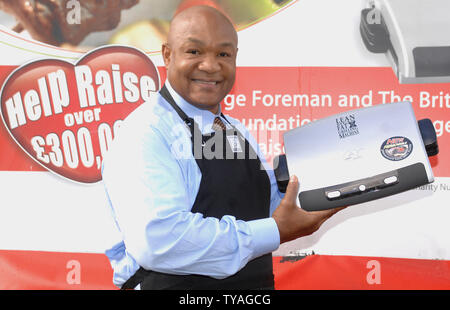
[219,52,230,57]
[187,50,199,55]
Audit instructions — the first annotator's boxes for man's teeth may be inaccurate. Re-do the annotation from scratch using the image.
[194,80,217,85]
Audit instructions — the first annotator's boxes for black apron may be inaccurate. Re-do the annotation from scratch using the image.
[121,85,273,290]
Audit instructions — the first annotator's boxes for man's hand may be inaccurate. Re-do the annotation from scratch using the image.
[272,175,346,244]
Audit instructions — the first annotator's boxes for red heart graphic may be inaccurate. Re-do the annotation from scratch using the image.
[0,45,160,183]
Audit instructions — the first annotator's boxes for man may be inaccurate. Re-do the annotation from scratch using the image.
[102,5,343,290]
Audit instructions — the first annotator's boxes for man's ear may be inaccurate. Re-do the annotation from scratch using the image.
[161,43,171,67]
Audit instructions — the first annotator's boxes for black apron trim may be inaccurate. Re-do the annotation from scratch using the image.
[123,267,274,290]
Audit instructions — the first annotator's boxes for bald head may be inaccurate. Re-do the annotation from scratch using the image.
[167,5,238,48]
[161,5,238,113]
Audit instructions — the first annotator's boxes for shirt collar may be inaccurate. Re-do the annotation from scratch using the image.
[164,80,225,134]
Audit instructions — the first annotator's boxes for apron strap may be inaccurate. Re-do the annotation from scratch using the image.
[120,267,149,290]
[159,85,197,138]
[159,85,191,124]
[160,84,231,136]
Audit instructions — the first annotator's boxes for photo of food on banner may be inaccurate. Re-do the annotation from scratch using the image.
[0,0,292,52]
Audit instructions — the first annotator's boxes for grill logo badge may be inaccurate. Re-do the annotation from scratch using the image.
[336,114,359,139]
[380,136,413,161]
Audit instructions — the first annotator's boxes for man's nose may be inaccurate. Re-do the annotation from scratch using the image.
[198,54,221,73]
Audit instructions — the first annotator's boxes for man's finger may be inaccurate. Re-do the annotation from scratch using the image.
[328,206,347,216]
[283,175,299,203]
[314,206,347,219]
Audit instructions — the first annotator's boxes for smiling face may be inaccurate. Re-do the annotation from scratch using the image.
[162,6,238,114]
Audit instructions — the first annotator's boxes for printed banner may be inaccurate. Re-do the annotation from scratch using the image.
[0,0,449,290]
[0,45,160,183]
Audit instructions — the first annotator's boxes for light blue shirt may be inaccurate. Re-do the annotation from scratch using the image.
[102,82,282,288]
